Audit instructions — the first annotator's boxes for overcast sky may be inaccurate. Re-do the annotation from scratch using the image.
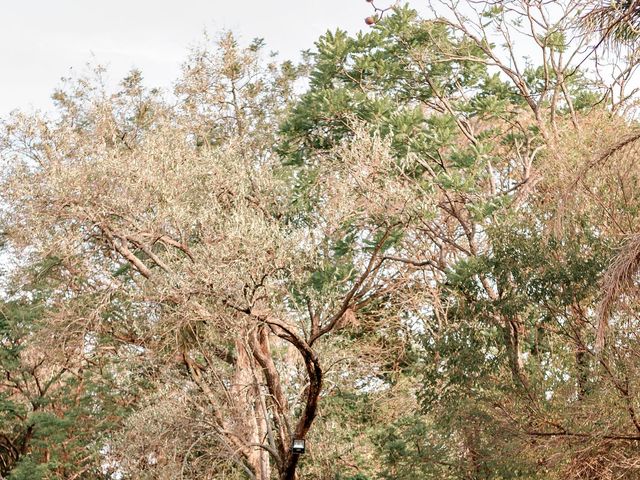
[0,0,380,116]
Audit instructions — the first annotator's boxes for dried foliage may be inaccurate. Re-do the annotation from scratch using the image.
[582,0,640,48]
[4,2,640,479]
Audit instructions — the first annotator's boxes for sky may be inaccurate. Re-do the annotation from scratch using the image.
[0,0,379,117]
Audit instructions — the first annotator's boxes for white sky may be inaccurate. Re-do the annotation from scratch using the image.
[0,0,377,116]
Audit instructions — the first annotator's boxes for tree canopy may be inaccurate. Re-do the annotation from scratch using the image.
[3,2,640,479]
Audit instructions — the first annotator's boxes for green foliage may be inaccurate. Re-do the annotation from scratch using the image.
[374,415,455,479]
[6,458,50,480]
[279,6,494,165]
[0,286,143,478]
[3,2,640,479]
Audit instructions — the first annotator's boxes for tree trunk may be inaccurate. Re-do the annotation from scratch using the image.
[502,318,529,390]
[232,334,271,480]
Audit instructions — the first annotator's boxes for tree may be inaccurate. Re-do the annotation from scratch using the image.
[0,256,143,479]
[3,2,640,479]
[283,3,640,478]
[0,33,421,480]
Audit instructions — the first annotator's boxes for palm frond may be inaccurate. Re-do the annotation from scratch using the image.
[597,233,640,351]
[582,0,640,48]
